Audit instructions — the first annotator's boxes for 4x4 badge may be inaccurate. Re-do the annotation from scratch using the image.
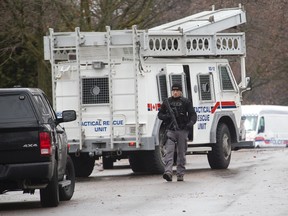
[23,144,38,148]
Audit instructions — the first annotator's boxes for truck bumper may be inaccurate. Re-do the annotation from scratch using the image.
[0,162,52,180]
[68,136,157,155]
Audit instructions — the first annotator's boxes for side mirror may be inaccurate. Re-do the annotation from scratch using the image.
[240,77,252,97]
[245,77,252,91]
[57,110,76,124]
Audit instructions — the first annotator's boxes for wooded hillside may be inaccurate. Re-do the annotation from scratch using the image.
[0,0,287,105]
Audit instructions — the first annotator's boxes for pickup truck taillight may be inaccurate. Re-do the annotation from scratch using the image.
[40,132,52,155]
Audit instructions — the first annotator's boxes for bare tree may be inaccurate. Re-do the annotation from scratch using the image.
[0,0,80,96]
[1,0,288,105]
[78,0,176,31]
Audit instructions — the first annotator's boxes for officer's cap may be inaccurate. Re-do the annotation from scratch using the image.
[171,83,182,91]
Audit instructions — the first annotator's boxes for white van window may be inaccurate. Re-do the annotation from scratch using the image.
[258,116,265,133]
[244,115,258,131]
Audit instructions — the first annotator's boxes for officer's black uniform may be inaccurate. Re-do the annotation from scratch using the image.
[158,83,197,181]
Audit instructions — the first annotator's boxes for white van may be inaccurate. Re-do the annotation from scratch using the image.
[241,105,288,147]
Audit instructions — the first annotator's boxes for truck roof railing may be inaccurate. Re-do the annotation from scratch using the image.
[149,4,246,34]
[44,5,246,61]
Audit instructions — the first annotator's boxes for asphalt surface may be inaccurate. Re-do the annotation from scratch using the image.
[1,148,288,216]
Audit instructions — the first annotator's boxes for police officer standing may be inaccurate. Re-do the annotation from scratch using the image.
[158,83,197,182]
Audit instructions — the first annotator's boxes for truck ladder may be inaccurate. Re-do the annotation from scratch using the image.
[106,26,141,149]
[47,28,83,151]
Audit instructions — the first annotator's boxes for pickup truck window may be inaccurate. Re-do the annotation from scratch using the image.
[0,94,36,122]
[33,95,51,122]
[42,94,57,120]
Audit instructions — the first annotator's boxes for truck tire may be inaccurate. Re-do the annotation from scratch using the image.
[128,152,147,172]
[59,155,75,201]
[103,157,114,169]
[138,126,166,174]
[208,123,231,169]
[144,146,165,174]
[141,125,166,174]
[129,143,165,174]
[70,154,95,177]
[40,161,59,207]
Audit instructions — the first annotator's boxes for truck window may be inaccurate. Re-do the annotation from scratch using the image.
[0,94,36,122]
[219,65,236,91]
[169,73,187,98]
[157,71,188,102]
[183,65,192,100]
[197,74,214,101]
[157,73,168,102]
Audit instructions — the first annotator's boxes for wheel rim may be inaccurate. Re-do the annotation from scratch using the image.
[63,165,72,193]
[222,133,231,159]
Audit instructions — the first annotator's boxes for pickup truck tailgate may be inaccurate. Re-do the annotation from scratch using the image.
[0,123,45,164]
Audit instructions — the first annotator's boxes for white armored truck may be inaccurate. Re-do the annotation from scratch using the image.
[44,5,250,177]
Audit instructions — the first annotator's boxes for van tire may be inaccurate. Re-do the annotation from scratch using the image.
[59,155,75,201]
[40,161,59,207]
[70,154,95,177]
[208,123,231,169]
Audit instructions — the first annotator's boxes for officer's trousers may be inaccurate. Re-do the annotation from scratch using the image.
[164,129,189,176]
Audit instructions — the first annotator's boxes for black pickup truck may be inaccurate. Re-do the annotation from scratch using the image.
[0,88,76,207]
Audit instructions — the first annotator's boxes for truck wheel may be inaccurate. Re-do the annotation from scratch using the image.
[70,154,95,177]
[129,141,165,174]
[102,157,114,169]
[139,126,166,174]
[129,126,166,174]
[40,161,59,207]
[144,146,165,174]
[128,152,147,172]
[208,123,231,169]
[59,155,75,201]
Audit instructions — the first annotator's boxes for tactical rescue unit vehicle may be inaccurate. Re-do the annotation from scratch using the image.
[44,5,250,177]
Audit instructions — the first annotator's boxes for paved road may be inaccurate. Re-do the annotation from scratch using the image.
[1,148,288,216]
